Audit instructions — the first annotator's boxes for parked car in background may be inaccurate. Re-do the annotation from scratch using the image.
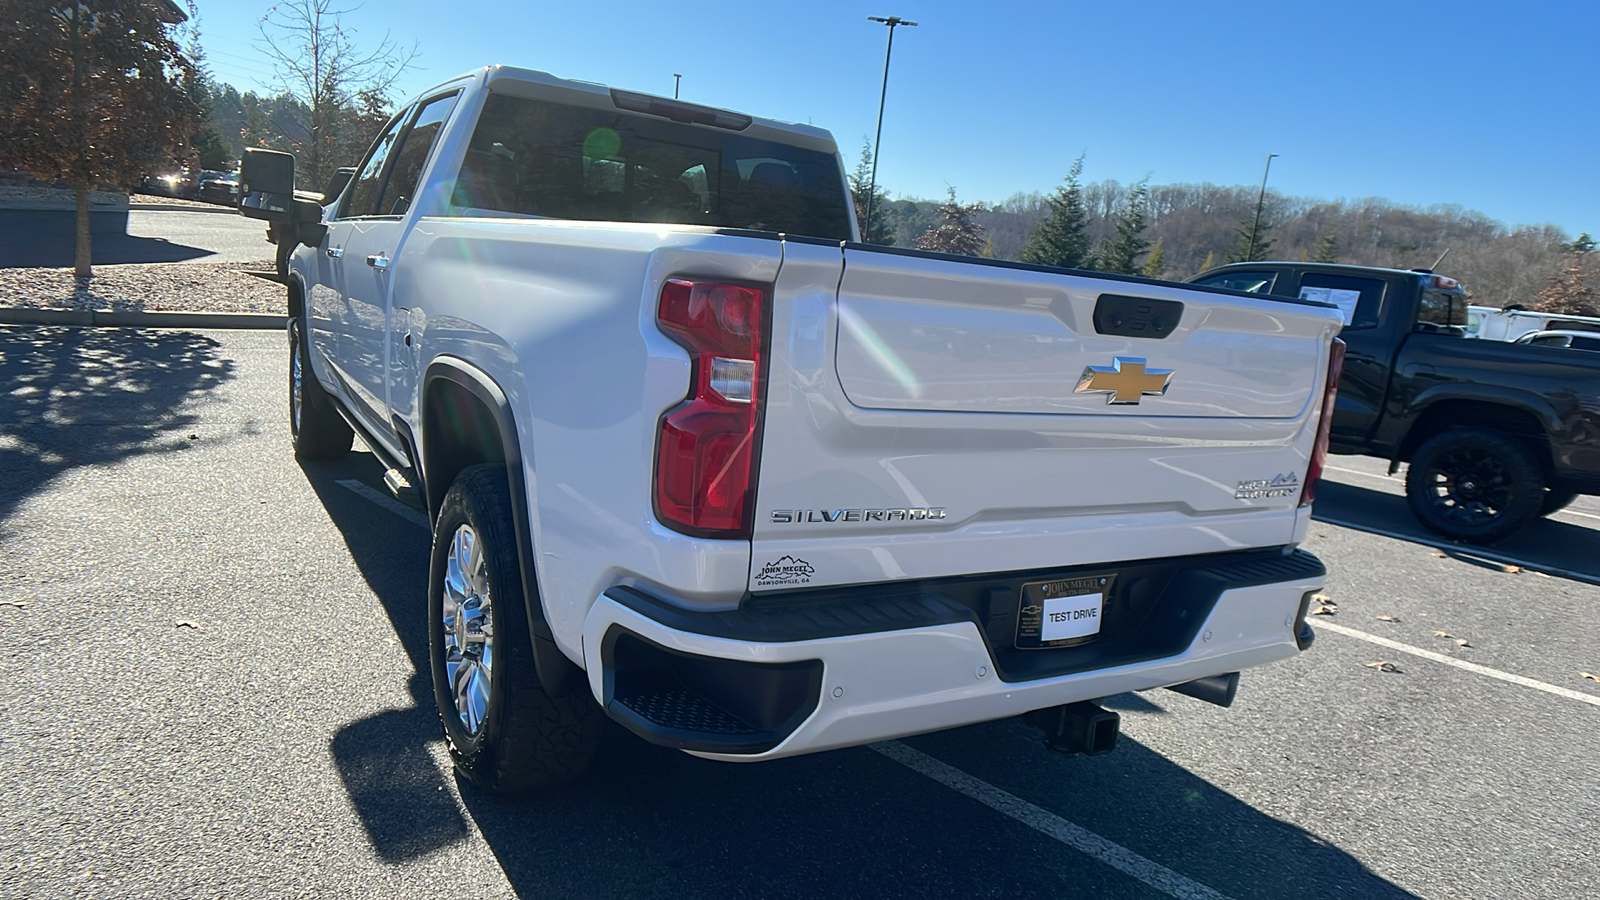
[1512,330,1600,351]
[141,168,196,198]
[195,170,241,206]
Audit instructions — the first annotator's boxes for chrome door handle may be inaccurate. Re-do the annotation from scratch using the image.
[325,247,343,258]
[366,253,390,270]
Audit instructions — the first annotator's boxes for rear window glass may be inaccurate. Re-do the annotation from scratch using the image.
[444,92,851,240]
[1192,271,1278,295]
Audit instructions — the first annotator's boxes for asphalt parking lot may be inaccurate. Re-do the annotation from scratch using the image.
[1,325,1596,899]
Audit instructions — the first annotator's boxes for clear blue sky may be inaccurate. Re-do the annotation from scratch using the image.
[195,0,1597,237]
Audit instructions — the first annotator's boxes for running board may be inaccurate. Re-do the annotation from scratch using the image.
[383,467,423,509]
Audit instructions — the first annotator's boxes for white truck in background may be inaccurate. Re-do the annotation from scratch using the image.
[1465,305,1600,341]
[240,65,1344,793]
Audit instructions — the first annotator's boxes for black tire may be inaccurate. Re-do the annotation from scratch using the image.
[1540,488,1581,517]
[288,315,353,460]
[428,465,603,793]
[1404,428,1544,544]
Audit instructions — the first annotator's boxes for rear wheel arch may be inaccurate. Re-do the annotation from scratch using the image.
[1396,399,1553,475]
[419,359,585,695]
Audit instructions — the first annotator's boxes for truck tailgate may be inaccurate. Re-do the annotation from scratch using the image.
[748,244,1344,593]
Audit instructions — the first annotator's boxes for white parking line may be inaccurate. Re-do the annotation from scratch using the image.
[1311,515,1600,588]
[871,741,1232,900]
[336,478,429,530]
[1314,620,1600,709]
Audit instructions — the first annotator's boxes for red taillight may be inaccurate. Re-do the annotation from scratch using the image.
[1301,337,1346,507]
[654,279,767,537]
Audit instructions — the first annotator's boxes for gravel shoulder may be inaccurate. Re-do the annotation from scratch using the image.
[0,259,285,314]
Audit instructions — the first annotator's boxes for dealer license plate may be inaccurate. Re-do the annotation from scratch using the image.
[1014,574,1113,650]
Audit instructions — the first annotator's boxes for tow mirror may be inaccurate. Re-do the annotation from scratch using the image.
[239,148,295,224]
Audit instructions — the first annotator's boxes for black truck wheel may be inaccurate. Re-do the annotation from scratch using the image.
[288,316,353,460]
[1404,428,1544,544]
[1540,488,1580,517]
[428,465,603,793]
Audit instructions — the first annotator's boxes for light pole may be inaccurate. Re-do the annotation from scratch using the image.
[1247,152,1279,262]
[673,73,681,99]
[864,15,917,240]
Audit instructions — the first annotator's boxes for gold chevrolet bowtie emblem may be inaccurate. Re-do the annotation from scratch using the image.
[1074,357,1174,405]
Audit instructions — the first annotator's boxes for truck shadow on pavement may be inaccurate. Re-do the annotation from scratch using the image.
[307,456,1416,900]
[0,325,233,529]
[1312,480,1600,583]
[304,465,474,862]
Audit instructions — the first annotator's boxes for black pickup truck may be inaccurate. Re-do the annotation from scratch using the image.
[1191,262,1600,543]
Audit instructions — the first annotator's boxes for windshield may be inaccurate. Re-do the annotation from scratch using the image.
[447,92,852,241]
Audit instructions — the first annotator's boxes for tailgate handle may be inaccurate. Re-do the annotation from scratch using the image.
[1093,295,1182,339]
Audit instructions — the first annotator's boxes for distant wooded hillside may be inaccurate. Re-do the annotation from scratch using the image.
[874,181,1586,308]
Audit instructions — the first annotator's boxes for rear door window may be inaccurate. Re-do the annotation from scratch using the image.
[376,92,460,217]
[443,92,852,240]
[1297,273,1384,329]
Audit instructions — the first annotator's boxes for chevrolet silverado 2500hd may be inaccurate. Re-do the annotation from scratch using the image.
[240,66,1344,792]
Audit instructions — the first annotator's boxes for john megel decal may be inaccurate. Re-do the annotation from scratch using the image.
[755,555,814,587]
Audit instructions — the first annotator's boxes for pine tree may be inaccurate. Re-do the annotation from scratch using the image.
[1226,214,1274,263]
[1566,232,1597,254]
[1141,236,1166,279]
[848,140,894,245]
[914,187,986,256]
[1197,251,1216,274]
[1313,229,1340,263]
[1095,179,1150,275]
[1019,155,1092,269]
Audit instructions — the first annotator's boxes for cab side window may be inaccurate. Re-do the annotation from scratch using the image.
[377,93,460,217]
[340,109,411,219]
[1297,273,1384,329]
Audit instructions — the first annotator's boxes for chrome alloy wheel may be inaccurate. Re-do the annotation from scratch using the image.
[289,324,303,433]
[442,523,494,735]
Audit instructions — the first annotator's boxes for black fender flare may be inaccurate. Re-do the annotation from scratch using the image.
[420,357,584,696]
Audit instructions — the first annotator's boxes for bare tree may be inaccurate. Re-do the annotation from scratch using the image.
[257,0,417,189]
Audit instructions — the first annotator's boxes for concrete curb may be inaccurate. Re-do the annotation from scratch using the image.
[0,307,286,329]
[128,203,239,214]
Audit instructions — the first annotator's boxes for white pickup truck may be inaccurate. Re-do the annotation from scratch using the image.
[241,65,1344,793]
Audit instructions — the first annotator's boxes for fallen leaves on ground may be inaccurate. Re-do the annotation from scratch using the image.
[0,599,28,609]
[1365,661,1404,673]
[1432,630,1453,638]
[1501,564,1522,574]
[1431,551,1448,558]
[1582,672,1600,683]
[1455,638,1472,648]
[1376,614,1401,623]
[175,620,204,630]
